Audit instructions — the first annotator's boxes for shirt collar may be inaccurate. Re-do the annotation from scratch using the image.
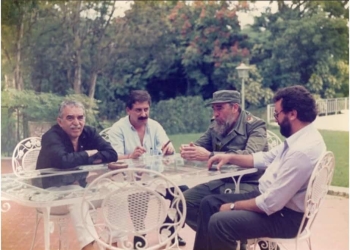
[285,123,314,148]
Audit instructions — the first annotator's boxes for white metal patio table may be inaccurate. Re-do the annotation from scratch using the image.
[1,154,257,250]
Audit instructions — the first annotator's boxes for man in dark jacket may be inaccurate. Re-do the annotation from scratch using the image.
[36,100,118,250]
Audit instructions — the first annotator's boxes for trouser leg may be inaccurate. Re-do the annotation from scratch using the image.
[184,181,257,232]
[193,188,261,250]
[47,185,97,249]
[68,201,98,249]
[162,185,189,226]
[183,182,221,231]
[209,207,303,250]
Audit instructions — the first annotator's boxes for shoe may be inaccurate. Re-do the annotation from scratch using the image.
[171,235,186,246]
[133,235,146,249]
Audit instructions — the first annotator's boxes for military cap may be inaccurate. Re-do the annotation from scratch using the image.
[208,90,241,105]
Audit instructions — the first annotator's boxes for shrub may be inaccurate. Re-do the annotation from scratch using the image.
[152,96,211,134]
[1,89,100,156]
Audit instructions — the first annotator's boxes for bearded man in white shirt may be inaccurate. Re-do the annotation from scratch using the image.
[193,85,326,250]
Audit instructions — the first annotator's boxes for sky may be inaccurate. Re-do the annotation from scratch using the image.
[111,1,278,28]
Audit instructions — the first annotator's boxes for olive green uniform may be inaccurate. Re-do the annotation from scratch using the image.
[184,110,268,231]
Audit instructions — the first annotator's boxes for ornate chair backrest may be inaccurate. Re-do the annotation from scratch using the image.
[266,130,282,150]
[81,168,187,250]
[296,151,335,239]
[12,137,42,178]
[99,127,111,142]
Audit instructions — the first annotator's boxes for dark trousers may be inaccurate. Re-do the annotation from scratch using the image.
[193,187,304,250]
[129,185,189,233]
[184,181,258,231]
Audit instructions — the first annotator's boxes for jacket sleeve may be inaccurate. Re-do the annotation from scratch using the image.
[40,128,117,169]
[40,132,91,169]
[89,129,118,163]
[194,127,213,151]
[231,119,268,155]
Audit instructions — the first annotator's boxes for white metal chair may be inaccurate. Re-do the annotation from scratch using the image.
[266,130,283,150]
[100,127,111,142]
[11,137,70,250]
[253,151,335,250]
[81,168,187,250]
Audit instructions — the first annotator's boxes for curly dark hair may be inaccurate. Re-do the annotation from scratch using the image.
[273,85,317,123]
[126,90,152,109]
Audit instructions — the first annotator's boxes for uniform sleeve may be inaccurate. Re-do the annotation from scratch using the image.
[109,123,127,156]
[230,119,267,155]
[194,127,213,151]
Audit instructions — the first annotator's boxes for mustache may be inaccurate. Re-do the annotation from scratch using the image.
[70,125,81,129]
[138,116,148,120]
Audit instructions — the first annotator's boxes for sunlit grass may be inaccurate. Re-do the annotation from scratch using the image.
[169,129,349,187]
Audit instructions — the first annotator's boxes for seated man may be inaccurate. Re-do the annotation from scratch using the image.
[193,85,325,250]
[36,100,118,250]
[109,90,188,247]
[180,90,268,232]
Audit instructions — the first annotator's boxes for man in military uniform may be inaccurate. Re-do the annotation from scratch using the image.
[180,90,268,249]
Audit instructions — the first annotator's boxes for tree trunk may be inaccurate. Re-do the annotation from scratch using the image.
[73,50,82,94]
[15,19,24,90]
[88,71,98,99]
[72,1,82,94]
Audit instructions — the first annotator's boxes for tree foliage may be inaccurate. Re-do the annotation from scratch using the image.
[1,0,348,123]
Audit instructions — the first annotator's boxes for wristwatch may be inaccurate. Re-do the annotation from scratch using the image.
[208,152,214,159]
[230,203,235,210]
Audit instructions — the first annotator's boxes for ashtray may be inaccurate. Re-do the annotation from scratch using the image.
[108,161,128,170]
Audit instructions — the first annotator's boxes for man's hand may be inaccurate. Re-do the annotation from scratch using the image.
[86,149,98,157]
[129,146,146,159]
[180,142,211,161]
[207,154,234,170]
[162,142,175,155]
[220,203,233,212]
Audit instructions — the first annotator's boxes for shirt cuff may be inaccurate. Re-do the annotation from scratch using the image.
[255,195,272,215]
[252,152,265,169]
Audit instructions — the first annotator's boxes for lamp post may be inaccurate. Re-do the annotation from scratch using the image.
[236,63,250,110]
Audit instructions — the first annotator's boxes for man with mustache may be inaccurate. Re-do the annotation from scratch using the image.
[109,90,188,247]
[180,90,268,249]
[192,85,325,250]
[109,90,175,159]
[36,100,118,250]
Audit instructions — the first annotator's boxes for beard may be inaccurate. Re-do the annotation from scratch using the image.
[279,117,292,138]
[213,116,235,136]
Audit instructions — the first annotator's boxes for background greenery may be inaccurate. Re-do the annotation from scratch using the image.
[169,129,349,187]
[1,1,348,186]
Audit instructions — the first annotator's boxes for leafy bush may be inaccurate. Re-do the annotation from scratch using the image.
[151,96,212,134]
[1,89,100,156]
[2,89,99,125]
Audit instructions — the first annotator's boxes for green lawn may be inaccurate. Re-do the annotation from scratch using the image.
[169,129,349,187]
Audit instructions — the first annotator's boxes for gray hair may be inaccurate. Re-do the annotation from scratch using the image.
[58,100,85,118]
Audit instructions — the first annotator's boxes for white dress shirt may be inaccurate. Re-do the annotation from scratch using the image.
[109,116,170,156]
[253,123,326,215]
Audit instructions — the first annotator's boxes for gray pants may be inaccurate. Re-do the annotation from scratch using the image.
[193,188,304,250]
[184,179,258,231]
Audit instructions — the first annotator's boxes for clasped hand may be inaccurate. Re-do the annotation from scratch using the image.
[180,142,210,161]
